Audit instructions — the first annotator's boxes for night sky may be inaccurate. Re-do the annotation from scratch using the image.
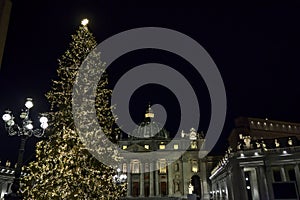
[1,1,300,165]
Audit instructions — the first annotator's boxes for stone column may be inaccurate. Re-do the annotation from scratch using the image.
[226,171,234,200]
[167,160,173,196]
[149,162,154,196]
[182,157,189,197]
[155,165,160,196]
[127,162,131,197]
[200,160,210,200]
[140,162,144,197]
[256,166,269,200]
[281,167,287,181]
[231,160,248,200]
[294,165,300,196]
[265,165,274,200]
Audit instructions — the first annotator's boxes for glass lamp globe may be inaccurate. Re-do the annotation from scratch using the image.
[40,122,48,129]
[39,116,48,123]
[120,174,127,181]
[26,123,33,130]
[25,98,33,109]
[2,113,11,122]
[7,120,14,126]
[113,175,118,182]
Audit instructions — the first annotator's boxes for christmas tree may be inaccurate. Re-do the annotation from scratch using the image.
[22,19,126,199]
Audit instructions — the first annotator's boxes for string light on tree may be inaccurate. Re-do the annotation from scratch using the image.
[21,19,126,199]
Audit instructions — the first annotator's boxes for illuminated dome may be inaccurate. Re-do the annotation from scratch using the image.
[131,106,169,140]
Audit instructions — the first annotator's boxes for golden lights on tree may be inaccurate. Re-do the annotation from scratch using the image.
[21,19,126,199]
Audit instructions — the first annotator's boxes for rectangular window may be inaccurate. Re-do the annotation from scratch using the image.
[192,160,198,173]
[122,163,127,173]
[191,141,197,149]
[159,159,167,174]
[288,168,296,181]
[144,145,149,149]
[131,161,140,174]
[174,144,179,150]
[273,169,282,182]
[144,163,149,173]
[159,145,165,150]
[122,145,127,150]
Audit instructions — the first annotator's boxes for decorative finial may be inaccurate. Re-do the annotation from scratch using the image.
[81,18,89,26]
[145,103,154,118]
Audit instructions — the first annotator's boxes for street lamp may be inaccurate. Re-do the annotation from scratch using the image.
[113,168,127,184]
[2,98,48,200]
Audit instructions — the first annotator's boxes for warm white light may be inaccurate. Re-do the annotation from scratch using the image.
[113,175,118,181]
[120,174,127,180]
[81,18,89,26]
[283,150,287,154]
[26,123,33,130]
[39,116,48,123]
[25,98,33,109]
[173,144,179,150]
[20,112,27,119]
[7,120,14,126]
[40,122,48,129]
[247,186,251,190]
[2,113,11,122]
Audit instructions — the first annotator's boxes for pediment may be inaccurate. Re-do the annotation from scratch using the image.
[126,143,150,152]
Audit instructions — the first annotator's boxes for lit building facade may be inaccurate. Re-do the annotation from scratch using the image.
[210,117,300,200]
[0,162,15,199]
[118,107,217,200]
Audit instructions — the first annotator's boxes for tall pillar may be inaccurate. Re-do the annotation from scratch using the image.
[167,160,173,196]
[182,157,189,197]
[149,163,154,196]
[200,160,210,200]
[127,162,131,197]
[281,167,287,181]
[155,162,160,196]
[0,0,12,68]
[226,171,234,200]
[257,166,269,200]
[265,165,274,200]
[231,160,248,200]
[140,162,144,197]
[294,165,300,196]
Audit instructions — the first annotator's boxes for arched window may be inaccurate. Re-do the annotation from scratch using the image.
[131,160,140,174]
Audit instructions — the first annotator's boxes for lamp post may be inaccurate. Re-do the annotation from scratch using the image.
[113,168,127,185]
[2,98,48,200]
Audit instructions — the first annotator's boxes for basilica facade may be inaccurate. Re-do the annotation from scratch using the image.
[117,107,217,200]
